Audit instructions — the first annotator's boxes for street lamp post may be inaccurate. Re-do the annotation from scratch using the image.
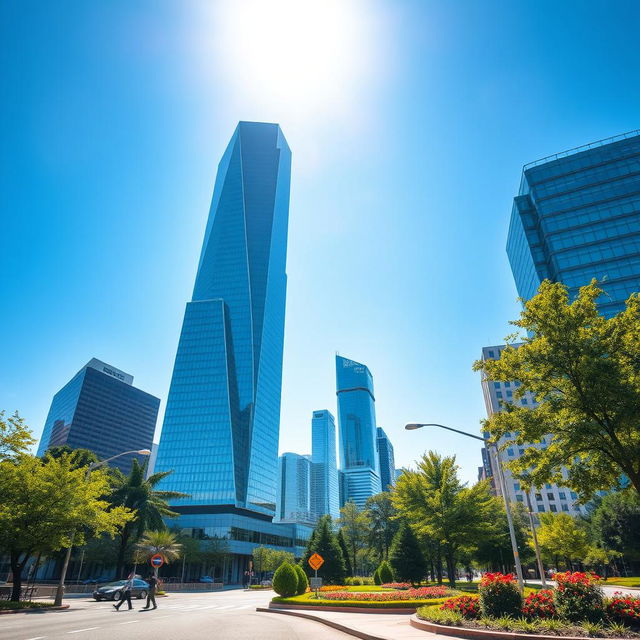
[53,449,151,606]
[405,423,525,592]
[524,491,547,586]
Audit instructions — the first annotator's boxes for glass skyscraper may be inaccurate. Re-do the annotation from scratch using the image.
[153,123,309,582]
[37,358,159,473]
[376,427,396,491]
[276,453,314,525]
[336,356,381,507]
[311,410,340,520]
[507,130,640,317]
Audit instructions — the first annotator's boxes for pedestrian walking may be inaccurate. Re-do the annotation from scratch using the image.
[113,574,134,611]
[142,574,158,610]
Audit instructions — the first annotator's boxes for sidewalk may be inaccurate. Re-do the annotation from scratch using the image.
[258,607,436,640]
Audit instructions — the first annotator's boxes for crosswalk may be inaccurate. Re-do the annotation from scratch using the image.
[97,602,256,614]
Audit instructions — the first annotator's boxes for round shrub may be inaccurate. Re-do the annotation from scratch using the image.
[553,571,604,622]
[378,561,393,584]
[294,564,308,595]
[272,562,298,597]
[522,589,556,619]
[478,572,522,618]
[373,568,382,585]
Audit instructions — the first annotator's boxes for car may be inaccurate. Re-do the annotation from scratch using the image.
[199,576,214,583]
[93,579,149,601]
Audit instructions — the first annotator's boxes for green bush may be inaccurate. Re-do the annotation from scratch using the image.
[553,572,604,623]
[378,561,393,584]
[373,568,382,585]
[272,562,299,597]
[478,573,522,618]
[294,564,308,595]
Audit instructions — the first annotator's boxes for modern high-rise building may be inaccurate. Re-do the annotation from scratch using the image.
[310,410,340,520]
[276,453,314,525]
[480,345,586,516]
[376,427,395,491]
[507,130,640,318]
[153,123,310,582]
[37,358,159,473]
[336,356,381,507]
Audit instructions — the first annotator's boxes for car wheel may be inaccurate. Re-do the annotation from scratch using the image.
[112,591,121,601]
[138,590,147,600]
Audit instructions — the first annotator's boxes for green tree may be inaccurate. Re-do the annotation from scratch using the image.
[294,564,308,595]
[199,537,229,580]
[389,522,427,585]
[135,530,182,577]
[473,280,640,498]
[0,411,35,460]
[392,451,495,587]
[364,492,399,562]
[536,512,589,569]
[272,562,298,597]
[373,567,381,585]
[0,454,131,601]
[43,445,98,469]
[336,529,352,576]
[339,501,368,576]
[301,515,346,584]
[109,459,187,578]
[377,560,393,584]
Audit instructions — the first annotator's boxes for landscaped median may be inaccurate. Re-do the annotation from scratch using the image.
[0,601,69,614]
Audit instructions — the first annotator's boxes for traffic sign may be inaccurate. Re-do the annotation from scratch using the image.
[150,553,164,568]
[310,577,322,589]
[308,553,324,571]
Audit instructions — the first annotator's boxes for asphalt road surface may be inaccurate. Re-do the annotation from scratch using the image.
[0,589,352,640]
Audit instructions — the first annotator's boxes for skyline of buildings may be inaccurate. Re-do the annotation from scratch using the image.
[36,358,159,474]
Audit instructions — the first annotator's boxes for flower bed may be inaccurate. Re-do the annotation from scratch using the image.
[382,582,412,590]
[321,586,452,601]
[271,591,451,610]
[608,593,640,626]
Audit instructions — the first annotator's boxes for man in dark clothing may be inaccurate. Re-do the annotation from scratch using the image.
[113,576,134,611]
[142,574,158,610]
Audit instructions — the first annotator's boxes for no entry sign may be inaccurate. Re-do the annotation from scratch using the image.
[150,554,164,568]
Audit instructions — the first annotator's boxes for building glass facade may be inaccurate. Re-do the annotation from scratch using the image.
[376,427,396,490]
[336,356,381,507]
[310,410,340,520]
[506,130,640,317]
[37,358,159,473]
[276,452,314,525]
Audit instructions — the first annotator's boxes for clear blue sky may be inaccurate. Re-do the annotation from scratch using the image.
[2,0,639,486]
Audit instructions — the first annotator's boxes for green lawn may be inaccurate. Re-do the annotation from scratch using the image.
[604,576,640,588]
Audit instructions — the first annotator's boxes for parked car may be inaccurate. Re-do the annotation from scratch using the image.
[93,579,149,601]
[199,576,214,583]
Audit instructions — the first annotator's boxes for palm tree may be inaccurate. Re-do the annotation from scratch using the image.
[136,530,182,577]
[109,459,187,578]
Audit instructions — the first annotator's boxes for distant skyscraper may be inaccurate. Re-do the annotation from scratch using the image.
[480,345,585,516]
[276,453,314,525]
[507,130,640,318]
[37,358,159,473]
[336,356,381,507]
[311,410,340,520]
[376,427,395,490]
[153,123,309,583]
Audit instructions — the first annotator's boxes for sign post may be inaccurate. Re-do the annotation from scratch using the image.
[150,553,164,578]
[308,553,324,598]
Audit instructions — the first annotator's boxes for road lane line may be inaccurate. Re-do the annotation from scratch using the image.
[67,628,100,634]
[25,637,47,640]
[117,620,140,624]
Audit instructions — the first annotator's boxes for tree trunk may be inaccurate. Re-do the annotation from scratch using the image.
[352,543,357,576]
[435,550,443,584]
[10,550,28,602]
[115,529,131,579]
[445,549,456,588]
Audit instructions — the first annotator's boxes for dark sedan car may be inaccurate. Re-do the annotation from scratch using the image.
[93,579,149,601]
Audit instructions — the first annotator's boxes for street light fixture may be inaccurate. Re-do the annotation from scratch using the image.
[405,422,525,592]
[54,448,152,606]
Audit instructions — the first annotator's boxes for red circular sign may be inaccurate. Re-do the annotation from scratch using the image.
[150,554,164,568]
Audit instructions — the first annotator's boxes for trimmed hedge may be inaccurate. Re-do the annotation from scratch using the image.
[294,564,308,595]
[273,562,298,597]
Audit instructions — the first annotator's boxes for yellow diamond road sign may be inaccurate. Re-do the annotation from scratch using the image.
[308,553,324,571]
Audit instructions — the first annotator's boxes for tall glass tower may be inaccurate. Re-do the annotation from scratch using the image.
[154,122,291,519]
[311,410,340,520]
[376,427,396,491]
[507,130,640,317]
[336,356,381,507]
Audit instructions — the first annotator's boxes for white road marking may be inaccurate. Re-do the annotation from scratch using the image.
[25,637,47,640]
[216,605,238,610]
[67,628,100,634]
[117,620,140,624]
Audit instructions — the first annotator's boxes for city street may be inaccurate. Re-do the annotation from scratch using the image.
[0,590,353,640]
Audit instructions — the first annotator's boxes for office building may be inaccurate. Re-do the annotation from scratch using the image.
[507,130,640,318]
[153,122,310,581]
[311,410,340,520]
[336,356,381,507]
[37,358,159,474]
[276,453,314,525]
[480,345,586,516]
[376,427,396,490]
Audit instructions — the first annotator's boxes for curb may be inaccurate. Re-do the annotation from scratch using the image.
[0,605,70,615]
[257,606,393,640]
[269,601,416,614]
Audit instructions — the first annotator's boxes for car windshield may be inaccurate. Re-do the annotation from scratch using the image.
[133,580,147,586]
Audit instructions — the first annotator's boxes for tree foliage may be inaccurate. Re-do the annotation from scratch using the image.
[135,530,182,569]
[0,411,35,461]
[473,280,640,498]
[294,564,308,595]
[536,513,589,568]
[338,501,368,576]
[388,522,426,585]
[336,529,352,577]
[0,453,132,600]
[364,492,398,562]
[43,445,98,469]
[251,546,294,574]
[301,515,346,584]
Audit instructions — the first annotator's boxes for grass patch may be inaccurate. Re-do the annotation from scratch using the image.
[273,592,451,609]
[0,601,57,611]
[604,577,640,589]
